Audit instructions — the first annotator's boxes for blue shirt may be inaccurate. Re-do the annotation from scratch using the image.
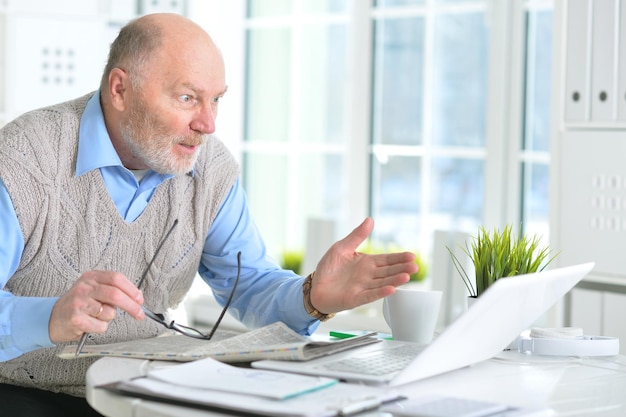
[0,93,317,361]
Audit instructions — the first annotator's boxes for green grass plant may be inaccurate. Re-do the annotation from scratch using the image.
[448,225,558,297]
[281,250,305,275]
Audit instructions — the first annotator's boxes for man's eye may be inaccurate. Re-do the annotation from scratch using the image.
[180,95,191,103]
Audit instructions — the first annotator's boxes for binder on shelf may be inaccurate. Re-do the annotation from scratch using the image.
[618,1,626,121]
[564,0,591,122]
[590,0,617,122]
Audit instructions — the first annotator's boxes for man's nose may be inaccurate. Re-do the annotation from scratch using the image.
[190,105,216,134]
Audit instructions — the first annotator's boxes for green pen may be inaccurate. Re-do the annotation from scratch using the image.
[329,330,393,340]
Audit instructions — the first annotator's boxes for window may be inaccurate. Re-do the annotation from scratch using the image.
[243,0,351,256]
[241,0,553,276]
[370,0,488,253]
[520,1,552,240]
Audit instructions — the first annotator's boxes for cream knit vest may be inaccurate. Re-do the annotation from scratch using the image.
[0,93,239,396]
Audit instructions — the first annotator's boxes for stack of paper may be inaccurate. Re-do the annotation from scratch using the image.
[102,357,399,417]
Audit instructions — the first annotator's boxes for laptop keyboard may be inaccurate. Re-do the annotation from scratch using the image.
[316,343,423,376]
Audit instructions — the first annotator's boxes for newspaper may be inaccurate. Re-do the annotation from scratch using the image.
[58,321,380,362]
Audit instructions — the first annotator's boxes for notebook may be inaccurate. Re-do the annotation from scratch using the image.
[252,262,595,386]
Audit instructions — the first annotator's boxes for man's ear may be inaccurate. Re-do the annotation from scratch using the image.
[108,68,130,112]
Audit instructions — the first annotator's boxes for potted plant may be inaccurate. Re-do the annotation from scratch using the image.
[280,249,305,275]
[409,252,428,283]
[447,224,558,300]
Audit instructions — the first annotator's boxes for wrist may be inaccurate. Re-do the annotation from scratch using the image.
[302,272,335,322]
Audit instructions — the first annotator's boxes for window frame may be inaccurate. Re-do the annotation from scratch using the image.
[193,0,553,271]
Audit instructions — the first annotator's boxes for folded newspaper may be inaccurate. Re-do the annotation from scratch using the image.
[58,321,380,362]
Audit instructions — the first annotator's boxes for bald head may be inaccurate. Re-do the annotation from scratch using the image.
[100,13,219,91]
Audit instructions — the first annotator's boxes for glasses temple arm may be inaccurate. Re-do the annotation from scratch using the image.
[206,251,241,340]
[137,219,179,289]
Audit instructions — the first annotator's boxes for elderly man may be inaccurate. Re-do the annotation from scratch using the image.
[0,13,417,416]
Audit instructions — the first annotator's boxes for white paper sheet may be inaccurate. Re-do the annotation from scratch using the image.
[146,357,337,400]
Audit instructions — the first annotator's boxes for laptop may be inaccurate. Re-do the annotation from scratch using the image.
[252,262,595,386]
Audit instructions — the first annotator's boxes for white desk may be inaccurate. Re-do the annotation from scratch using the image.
[87,352,626,416]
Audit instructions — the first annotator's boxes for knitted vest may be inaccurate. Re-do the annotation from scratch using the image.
[0,93,239,396]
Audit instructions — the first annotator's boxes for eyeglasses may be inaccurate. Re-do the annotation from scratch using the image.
[139,220,241,340]
[75,220,239,355]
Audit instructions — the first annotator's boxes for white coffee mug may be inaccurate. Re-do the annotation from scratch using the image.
[383,288,442,344]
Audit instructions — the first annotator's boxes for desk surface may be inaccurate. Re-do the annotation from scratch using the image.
[87,352,626,417]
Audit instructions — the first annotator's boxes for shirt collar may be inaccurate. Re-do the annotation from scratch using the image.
[76,91,126,177]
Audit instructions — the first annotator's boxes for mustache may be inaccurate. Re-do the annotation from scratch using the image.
[174,133,207,147]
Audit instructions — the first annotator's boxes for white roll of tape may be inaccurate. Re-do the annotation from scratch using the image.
[518,327,619,357]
